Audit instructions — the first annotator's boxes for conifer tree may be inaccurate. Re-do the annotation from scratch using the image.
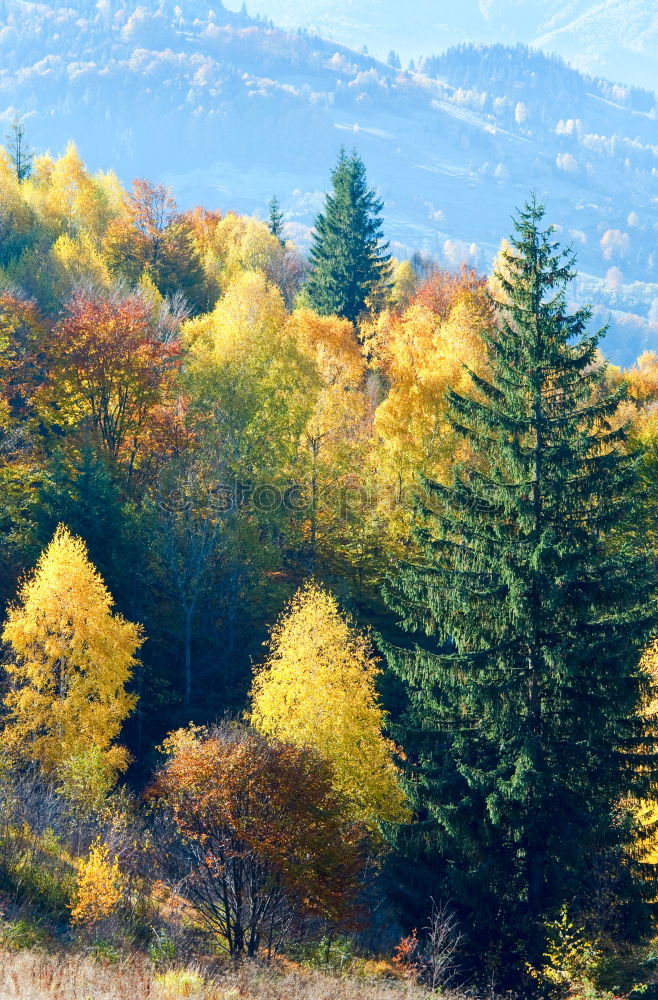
[306,149,391,325]
[384,197,657,966]
[267,194,285,246]
[5,115,33,183]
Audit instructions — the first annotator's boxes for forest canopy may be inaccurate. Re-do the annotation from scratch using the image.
[1,130,658,997]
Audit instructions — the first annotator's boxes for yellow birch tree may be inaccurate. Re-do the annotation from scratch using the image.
[1,524,142,783]
[250,581,408,830]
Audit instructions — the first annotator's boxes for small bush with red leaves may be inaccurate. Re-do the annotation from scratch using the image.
[149,722,367,959]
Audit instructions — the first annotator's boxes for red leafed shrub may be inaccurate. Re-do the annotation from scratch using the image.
[149,723,367,959]
[392,928,422,978]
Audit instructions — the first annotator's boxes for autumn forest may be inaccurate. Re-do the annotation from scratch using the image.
[2,122,658,1000]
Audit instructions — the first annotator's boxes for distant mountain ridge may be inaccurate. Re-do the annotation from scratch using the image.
[0,0,657,362]
[228,0,658,92]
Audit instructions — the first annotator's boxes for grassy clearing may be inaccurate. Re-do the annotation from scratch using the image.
[0,949,457,1000]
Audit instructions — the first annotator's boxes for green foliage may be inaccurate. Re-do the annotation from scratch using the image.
[0,129,656,991]
[148,931,178,968]
[0,916,49,951]
[5,115,33,183]
[88,938,122,964]
[57,742,124,818]
[306,149,391,324]
[384,196,658,969]
[268,195,285,247]
[0,831,76,919]
[289,933,356,973]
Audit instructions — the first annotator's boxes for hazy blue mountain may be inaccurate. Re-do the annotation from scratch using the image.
[1,0,657,362]
[227,0,658,92]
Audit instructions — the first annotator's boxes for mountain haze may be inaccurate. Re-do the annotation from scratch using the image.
[230,0,658,92]
[1,0,657,361]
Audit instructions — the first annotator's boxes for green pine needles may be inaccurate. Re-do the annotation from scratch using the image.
[306,149,391,325]
[268,194,285,247]
[384,196,658,969]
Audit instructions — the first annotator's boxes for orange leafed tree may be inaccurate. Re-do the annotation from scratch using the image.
[413,262,485,319]
[103,179,177,284]
[103,179,205,306]
[151,723,365,959]
[0,291,47,426]
[287,309,369,566]
[370,290,489,496]
[39,291,180,470]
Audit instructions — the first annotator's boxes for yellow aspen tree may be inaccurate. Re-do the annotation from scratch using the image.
[390,258,417,311]
[37,142,103,237]
[210,213,280,285]
[1,524,142,781]
[184,271,317,484]
[623,351,658,402]
[70,838,124,926]
[250,582,409,830]
[50,231,112,297]
[0,150,34,240]
[287,309,369,569]
[372,293,488,493]
[630,639,658,875]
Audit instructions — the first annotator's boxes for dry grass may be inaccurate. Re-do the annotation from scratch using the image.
[0,949,457,1000]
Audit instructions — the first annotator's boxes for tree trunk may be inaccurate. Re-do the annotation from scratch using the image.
[183,604,193,708]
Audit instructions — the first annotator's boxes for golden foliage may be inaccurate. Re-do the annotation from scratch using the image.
[363,284,490,553]
[390,259,417,312]
[1,524,142,780]
[250,582,409,829]
[623,351,658,404]
[23,142,121,239]
[50,231,111,295]
[630,639,658,874]
[70,838,124,926]
[371,293,489,488]
[184,271,317,481]
[527,905,605,999]
[186,268,287,357]
[288,309,371,562]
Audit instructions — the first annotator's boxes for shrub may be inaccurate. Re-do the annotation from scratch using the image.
[0,916,49,951]
[150,722,366,960]
[88,937,121,964]
[70,838,125,927]
[148,930,178,968]
[529,906,626,1000]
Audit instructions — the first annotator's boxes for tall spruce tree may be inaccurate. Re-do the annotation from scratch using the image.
[384,197,657,971]
[5,114,33,182]
[268,195,285,247]
[306,149,391,325]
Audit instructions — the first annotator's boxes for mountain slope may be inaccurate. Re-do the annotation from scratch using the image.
[224,0,658,91]
[0,1,657,362]
[532,0,658,88]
